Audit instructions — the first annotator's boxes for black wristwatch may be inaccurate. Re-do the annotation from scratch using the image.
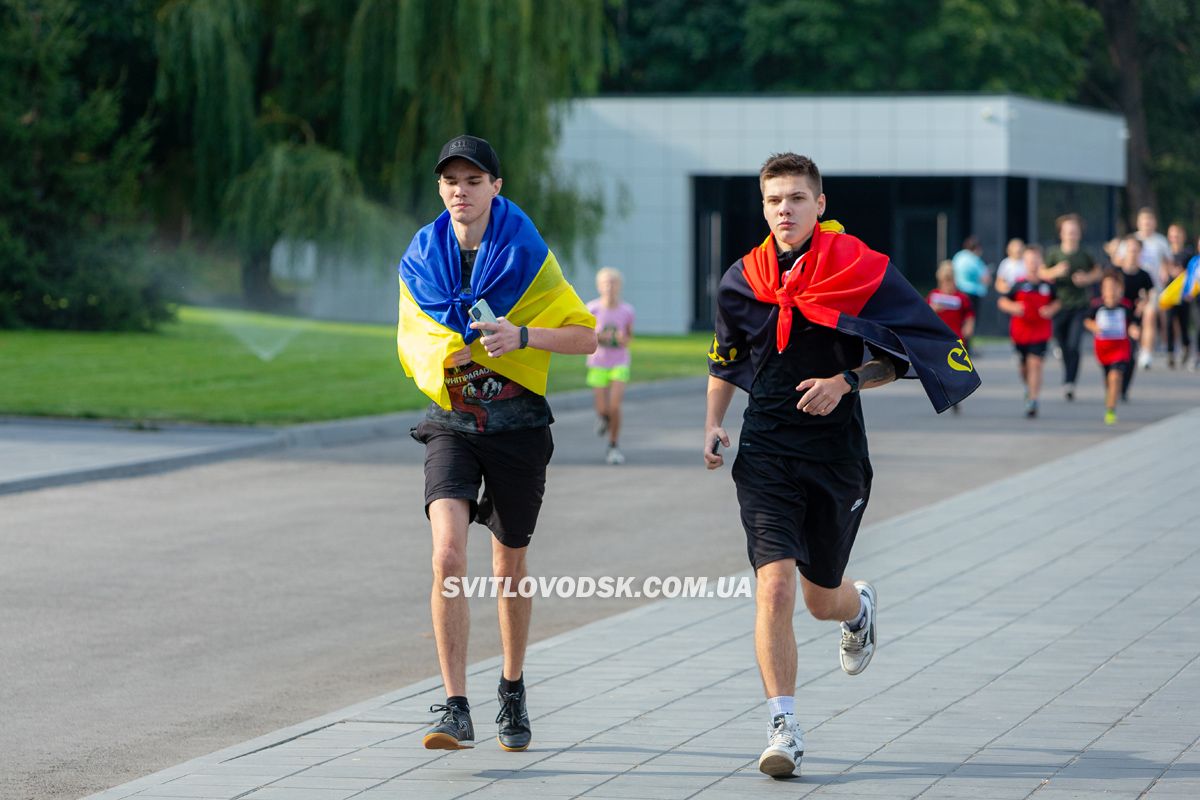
[518,326,529,349]
[841,369,860,394]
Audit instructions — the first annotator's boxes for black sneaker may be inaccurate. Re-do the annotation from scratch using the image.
[423,702,474,750]
[496,685,532,751]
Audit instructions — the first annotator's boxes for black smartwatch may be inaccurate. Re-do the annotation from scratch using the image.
[518,326,529,349]
[841,369,860,394]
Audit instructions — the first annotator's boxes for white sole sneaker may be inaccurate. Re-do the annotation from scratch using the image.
[840,580,877,675]
[758,747,800,777]
[758,715,804,777]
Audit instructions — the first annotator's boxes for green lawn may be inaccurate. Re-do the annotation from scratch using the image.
[0,307,710,425]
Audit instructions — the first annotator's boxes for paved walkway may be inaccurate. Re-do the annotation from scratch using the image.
[84,407,1200,800]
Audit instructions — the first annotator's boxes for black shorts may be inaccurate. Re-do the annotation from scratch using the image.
[1102,360,1130,376]
[411,419,554,549]
[1015,341,1048,360]
[731,451,873,588]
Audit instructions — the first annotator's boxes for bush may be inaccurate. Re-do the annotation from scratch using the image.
[0,0,171,331]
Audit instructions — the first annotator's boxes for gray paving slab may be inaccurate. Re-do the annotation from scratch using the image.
[79,405,1200,799]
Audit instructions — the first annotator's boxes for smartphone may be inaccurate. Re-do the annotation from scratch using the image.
[468,298,498,325]
[710,438,722,455]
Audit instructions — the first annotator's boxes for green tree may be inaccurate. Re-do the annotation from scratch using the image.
[602,0,752,93]
[1083,0,1200,228]
[606,0,1200,233]
[741,0,1098,97]
[341,0,611,236]
[152,0,400,308]
[151,0,612,308]
[0,0,167,330]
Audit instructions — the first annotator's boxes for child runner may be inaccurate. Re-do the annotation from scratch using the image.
[586,267,635,464]
[997,245,1060,417]
[1085,269,1141,425]
[927,261,975,413]
[994,237,1027,295]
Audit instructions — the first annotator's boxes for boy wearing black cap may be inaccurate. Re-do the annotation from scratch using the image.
[399,135,596,752]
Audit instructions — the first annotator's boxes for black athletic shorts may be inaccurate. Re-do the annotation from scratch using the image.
[1102,360,1130,376]
[411,419,554,549]
[731,450,873,588]
[1015,341,1049,360]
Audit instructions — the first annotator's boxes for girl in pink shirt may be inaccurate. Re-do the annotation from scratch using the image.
[586,267,635,464]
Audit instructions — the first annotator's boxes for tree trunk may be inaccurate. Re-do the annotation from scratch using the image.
[1093,0,1156,220]
[240,247,290,311]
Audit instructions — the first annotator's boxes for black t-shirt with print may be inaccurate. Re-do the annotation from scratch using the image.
[739,246,901,463]
[424,249,552,434]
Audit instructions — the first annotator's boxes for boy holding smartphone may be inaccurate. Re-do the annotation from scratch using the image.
[397,135,596,752]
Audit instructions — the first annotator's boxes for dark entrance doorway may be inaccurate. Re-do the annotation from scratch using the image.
[692,175,970,330]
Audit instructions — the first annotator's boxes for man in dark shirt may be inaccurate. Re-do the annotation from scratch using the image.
[1117,236,1154,399]
[1039,213,1100,400]
[403,135,596,753]
[1166,223,1194,368]
[704,153,907,779]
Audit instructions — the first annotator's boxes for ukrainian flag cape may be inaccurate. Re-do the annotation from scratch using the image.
[397,197,595,409]
[1159,254,1200,309]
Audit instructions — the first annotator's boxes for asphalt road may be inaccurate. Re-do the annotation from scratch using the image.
[3,347,1198,800]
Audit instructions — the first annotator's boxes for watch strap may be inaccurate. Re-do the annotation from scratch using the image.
[519,326,529,349]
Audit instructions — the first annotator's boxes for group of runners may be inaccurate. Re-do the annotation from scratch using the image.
[395,135,978,777]
[928,208,1199,424]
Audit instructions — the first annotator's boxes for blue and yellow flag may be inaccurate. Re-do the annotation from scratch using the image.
[1159,255,1200,309]
[397,197,595,409]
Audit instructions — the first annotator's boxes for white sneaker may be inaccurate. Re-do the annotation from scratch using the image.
[605,446,625,465]
[840,581,877,675]
[1138,350,1153,369]
[758,714,804,777]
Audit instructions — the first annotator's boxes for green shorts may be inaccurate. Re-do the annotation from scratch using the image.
[586,364,631,388]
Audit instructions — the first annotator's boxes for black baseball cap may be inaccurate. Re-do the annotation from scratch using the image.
[435,135,501,178]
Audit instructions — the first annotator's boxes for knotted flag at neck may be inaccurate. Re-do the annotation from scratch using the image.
[396,197,594,409]
[711,220,981,413]
[740,220,889,352]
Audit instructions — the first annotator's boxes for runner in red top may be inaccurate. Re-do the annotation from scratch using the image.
[996,245,1060,417]
[927,260,976,341]
[926,260,976,414]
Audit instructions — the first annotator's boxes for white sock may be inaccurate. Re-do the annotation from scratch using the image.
[844,593,869,631]
[767,695,795,720]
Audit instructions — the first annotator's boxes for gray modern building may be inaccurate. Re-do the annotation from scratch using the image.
[556,94,1127,334]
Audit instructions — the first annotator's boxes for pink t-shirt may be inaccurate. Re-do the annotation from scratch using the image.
[586,300,635,368]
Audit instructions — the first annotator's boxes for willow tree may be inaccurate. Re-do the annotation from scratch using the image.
[154,0,399,308]
[341,0,611,263]
[153,0,610,307]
